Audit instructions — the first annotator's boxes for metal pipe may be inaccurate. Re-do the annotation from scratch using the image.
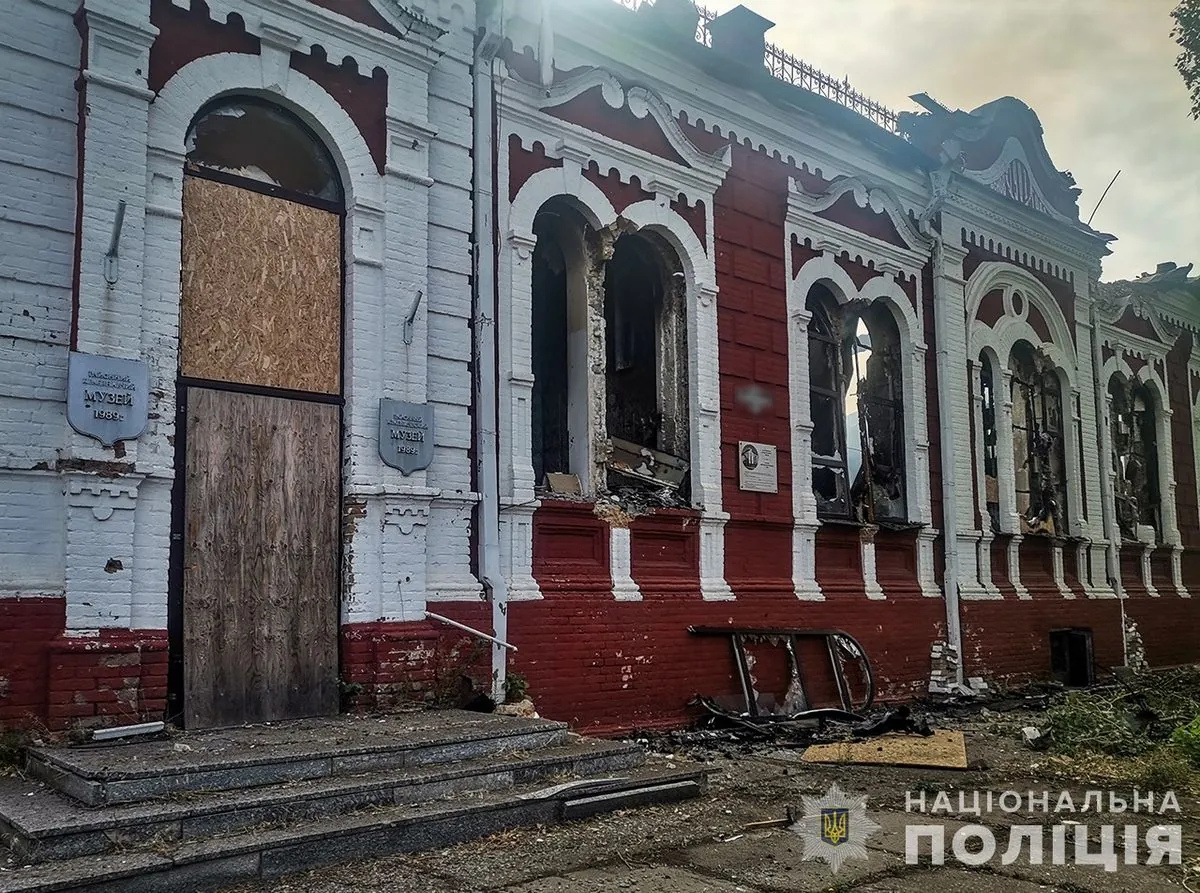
[1089,299,1127,662]
[425,611,517,652]
[472,12,509,703]
[929,225,966,690]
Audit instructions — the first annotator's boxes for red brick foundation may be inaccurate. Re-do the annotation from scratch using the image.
[0,597,167,732]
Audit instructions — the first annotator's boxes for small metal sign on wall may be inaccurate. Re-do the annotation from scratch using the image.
[738,440,778,494]
[66,352,150,446]
[379,398,434,475]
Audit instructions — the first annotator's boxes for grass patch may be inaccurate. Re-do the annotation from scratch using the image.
[0,730,29,775]
[1039,666,1200,794]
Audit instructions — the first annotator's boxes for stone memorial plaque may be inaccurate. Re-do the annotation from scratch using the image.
[738,440,778,494]
[379,398,434,475]
[67,352,150,446]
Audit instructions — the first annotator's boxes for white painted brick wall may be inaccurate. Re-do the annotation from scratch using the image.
[0,0,80,597]
[0,0,485,631]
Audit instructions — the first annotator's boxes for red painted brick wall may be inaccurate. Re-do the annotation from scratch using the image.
[45,631,168,732]
[961,598,1124,685]
[0,598,64,727]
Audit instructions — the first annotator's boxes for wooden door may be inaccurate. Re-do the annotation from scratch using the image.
[176,167,343,728]
[182,388,340,728]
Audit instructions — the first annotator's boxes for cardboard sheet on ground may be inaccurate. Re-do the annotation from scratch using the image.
[800,730,968,769]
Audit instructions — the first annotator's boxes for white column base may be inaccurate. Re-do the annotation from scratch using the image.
[700,513,735,601]
[792,521,824,600]
[861,527,886,601]
[610,527,642,601]
[500,501,542,601]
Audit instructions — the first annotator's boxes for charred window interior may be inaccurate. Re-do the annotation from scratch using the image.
[1110,376,1161,542]
[1009,341,1068,536]
[531,211,572,486]
[980,353,1001,532]
[186,98,342,203]
[603,231,690,497]
[807,286,906,523]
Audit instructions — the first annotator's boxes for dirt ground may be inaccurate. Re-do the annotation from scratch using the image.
[221,709,1200,893]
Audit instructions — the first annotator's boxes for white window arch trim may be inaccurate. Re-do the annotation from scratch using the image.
[787,250,936,601]
[501,170,731,602]
[1101,354,1188,597]
[966,264,1083,599]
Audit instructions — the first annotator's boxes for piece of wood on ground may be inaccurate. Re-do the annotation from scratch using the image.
[800,730,968,769]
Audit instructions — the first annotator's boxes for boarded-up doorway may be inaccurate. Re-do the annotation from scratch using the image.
[169,99,345,728]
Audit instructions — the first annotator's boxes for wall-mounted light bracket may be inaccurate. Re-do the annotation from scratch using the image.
[103,200,127,286]
[402,289,423,345]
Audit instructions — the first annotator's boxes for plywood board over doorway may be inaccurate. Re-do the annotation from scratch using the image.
[183,387,340,728]
[179,175,342,394]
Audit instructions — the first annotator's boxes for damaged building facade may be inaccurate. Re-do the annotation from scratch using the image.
[2,0,1200,733]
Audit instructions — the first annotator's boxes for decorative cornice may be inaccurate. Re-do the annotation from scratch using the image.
[968,136,1074,226]
[173,0,446,75]
[533,66,732,174]
[788,175,932,252]
[947,183,1109,271]
[787,177,930,278]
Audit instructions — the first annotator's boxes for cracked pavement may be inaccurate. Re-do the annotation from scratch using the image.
[220,718,1199,892]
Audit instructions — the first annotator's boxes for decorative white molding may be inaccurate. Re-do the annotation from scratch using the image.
[168,0,445,75]
[535,66,733,175]
[791,176,932,251]
[968,137,1074,226]
[503,66,731,206]
[499,78,731,598]
[785,238,932,599]
[788,177,931,280]
[610,527,642,601]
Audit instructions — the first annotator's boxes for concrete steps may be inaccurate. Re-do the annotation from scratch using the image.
[0,710,707,892]
[25,711,570,807]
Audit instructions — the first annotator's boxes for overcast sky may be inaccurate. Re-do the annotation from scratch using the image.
[700,0,1199,281]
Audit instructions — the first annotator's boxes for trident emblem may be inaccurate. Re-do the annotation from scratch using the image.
[821,808,849,846]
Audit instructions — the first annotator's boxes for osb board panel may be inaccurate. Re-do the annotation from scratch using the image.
[800,730,968,769]
[183,387,339,728]
[180,175,341,394]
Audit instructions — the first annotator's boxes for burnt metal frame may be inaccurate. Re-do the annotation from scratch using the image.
[689,626,875,716]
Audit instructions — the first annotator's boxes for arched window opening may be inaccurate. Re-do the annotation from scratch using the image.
[980,352,1001,532]
[186,98,342,205]
[603,231,690,496]
[808,286,906,522]
[1009,342,1067,536]
[808,287,849,517]
[1109,377,1161,542]
[531,210,573,488]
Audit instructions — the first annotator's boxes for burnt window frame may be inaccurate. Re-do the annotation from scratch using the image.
[1109,375,1162,543]
[1009,341,1068,537]
[807,288,908,524]
[808,290,851,518]
[979,351,1001,533]
[185,97,344,211]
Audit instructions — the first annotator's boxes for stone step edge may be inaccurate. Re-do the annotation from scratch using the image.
[0,767,708,893]
[29,724,573,807]
[3,739,644,842]
[26,716,570,782]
